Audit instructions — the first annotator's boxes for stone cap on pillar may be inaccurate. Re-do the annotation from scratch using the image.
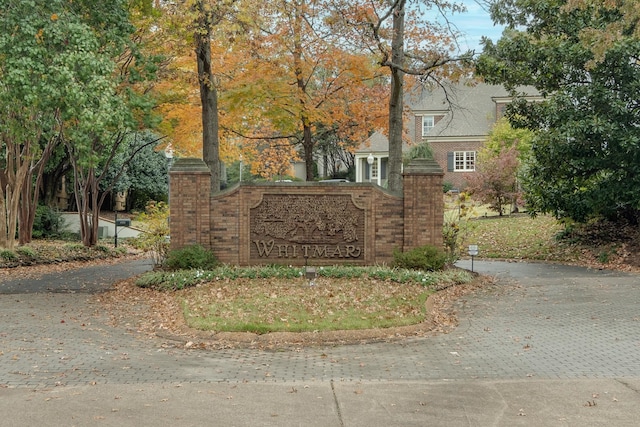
[170,158,211,174]
[403,158,444,175]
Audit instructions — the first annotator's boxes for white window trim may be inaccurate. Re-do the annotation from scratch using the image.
[421,115,434,137]
[370,160,379,178]
[454,151,476,172]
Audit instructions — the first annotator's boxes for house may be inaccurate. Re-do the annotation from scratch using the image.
[355,82,538,189]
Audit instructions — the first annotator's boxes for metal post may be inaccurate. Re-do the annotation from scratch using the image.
[367,153,374,183]
[164,144,174,206]
[114,210,118,248]
[468,245,479,273]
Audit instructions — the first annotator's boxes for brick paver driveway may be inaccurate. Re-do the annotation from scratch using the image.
[2,260,639,388]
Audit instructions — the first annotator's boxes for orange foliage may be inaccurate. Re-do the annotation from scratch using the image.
[137,0,471,179]
[252,144,300,180]
[218,0,390,178]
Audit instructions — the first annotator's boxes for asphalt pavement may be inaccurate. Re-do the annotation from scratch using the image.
[1,258,640,426]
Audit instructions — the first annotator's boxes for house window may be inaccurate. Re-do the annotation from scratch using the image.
[371,160,378,178]
[421,115,434,136]
[449,151,475,172]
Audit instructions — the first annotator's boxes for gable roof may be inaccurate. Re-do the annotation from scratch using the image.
[356,82,539,153]
[356,131,411,154]
[409,82,539,140]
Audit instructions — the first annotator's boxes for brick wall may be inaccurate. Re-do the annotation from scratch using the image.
[431,140,484,189]
[170,158,443,266]
[210,183,403,265]
[403,159,444,249]
[414,114,446,141]
[168,159,211,250]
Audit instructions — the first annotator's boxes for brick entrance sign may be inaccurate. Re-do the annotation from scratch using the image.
[169,158,443,266]
[250,194,365,263]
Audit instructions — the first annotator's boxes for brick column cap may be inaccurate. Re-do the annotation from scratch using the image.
[170,158,211,174]
[403,158,444,175]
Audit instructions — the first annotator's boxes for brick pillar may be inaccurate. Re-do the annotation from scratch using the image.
[169,158,211,251]
[402,159,444,250]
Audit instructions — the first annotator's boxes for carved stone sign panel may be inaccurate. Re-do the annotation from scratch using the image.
[250,194,365,263]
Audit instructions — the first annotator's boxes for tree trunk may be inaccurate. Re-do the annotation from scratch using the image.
[196,1,221,193]
[302,125,315,181]
[292,3,315,181]
[18,177,33,245]
[89,175,101,246]
[387,0,406,194]
[18,139,56,245]
[0,142,29,250]
[41,161,70,208]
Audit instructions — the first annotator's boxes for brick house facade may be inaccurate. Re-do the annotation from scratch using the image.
[355,83,538,190]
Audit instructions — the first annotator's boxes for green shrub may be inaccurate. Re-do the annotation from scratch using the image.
[32,205,64,238]
[16,246,37,258]
[131,201,170,267]
[165,244,218,270]
[134,263,475,292]
[443,181,455,193]
[135,270,207,291]
[392,245,448,271]
[94,244,111,253]
[0,249,17,261]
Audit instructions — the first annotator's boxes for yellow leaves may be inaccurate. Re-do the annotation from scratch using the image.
[51,13,59,22]
[253,144,299,179]
[158,103,203,157]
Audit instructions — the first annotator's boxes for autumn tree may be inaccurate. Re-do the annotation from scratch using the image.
[140,1,240,191]
[193,0,237,192]
[254,144,300,180]
[463,118,532,215]
[329,0,473,193]
[467,144,520,216]
[478,0,640,224]
[143,0,387,184]
[221,0,389,181]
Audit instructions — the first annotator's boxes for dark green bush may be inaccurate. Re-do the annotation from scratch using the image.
[33,205,64,238]
[392,245,448,271]
[165,244,218,270]
[443,181,455,193]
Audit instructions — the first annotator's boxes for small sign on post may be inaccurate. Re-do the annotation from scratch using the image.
[468,244,479,272]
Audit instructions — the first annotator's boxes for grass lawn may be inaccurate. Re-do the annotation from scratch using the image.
[181,277,432,333]
[135,213,617,335]
[460,214,582,262]
[135,267,475,334]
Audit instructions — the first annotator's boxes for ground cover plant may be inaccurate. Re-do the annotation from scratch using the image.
[0,240,129,268]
